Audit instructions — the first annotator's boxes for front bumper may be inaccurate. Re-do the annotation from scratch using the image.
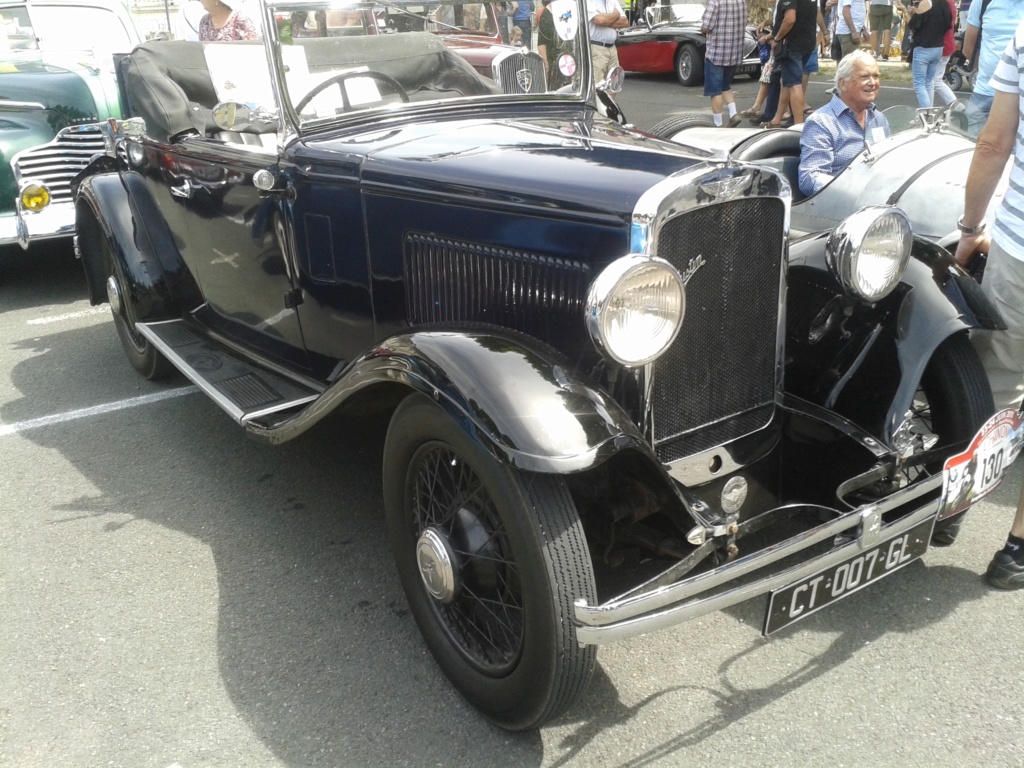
[573,473,941,644]
[0,202,76,249]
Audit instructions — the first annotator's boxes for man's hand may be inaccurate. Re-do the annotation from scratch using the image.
[954,232,991,268]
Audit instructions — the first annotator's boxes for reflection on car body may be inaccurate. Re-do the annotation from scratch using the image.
[72,0,1012,731]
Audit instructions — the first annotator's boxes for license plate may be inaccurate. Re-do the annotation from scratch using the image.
[762,518,934,635]
[939,409,1024,522]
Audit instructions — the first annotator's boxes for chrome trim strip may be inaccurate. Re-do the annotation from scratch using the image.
[573,473,941,644]
[0,100,46,111]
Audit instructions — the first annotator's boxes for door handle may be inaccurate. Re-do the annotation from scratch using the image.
[170,178,193,198]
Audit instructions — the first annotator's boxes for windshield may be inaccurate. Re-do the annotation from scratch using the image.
[647,0,705,25]
[254,0,589,129]
[0,3,136,54]
[882,102,973,140]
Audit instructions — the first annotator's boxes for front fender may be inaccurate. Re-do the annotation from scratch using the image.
[247,329,653,474]
[786,234,1001,444]
[75,169,196,319]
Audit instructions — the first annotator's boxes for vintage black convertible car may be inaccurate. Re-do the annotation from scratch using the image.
[73,0,1010,730]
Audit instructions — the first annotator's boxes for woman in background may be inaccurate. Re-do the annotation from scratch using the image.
[197,0,261,41]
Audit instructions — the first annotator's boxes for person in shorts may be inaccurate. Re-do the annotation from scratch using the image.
[764,0,822,126]
[869,0,895,58]
[700,0,749,126]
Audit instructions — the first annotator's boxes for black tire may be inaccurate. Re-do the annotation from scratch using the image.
[675,43,704,87]
[944,69,963,92]
[383,394,597,730]
[919,332,994,454]
[90,221,174,380]
[915,333,995,544]
[648,111,715,140]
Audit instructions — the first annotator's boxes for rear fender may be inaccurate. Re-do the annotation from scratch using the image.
[247,329,654,474]
[75,170,192,321]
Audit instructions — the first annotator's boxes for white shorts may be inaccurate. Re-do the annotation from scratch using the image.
[973,238,1024,411]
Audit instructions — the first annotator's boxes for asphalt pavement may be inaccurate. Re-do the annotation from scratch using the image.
[1,73,1022,768]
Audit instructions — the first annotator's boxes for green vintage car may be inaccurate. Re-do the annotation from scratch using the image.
[0,0,139,249]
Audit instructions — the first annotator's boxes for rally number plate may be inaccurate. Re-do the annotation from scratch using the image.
[762,518,933,636]
[939,408,1024,522]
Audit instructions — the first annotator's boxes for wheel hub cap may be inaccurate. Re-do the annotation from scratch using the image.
[416,527,458,604]
[106,275,122,316]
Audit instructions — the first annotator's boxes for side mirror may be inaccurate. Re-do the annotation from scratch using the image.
[598,65,625,94]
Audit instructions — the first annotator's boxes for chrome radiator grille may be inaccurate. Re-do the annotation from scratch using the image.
[404,233,591,347]
[12,125,105,205]
[652,198,786,462]
[491,50,547,94]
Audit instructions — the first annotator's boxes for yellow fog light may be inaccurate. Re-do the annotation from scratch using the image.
[20,182,51,212]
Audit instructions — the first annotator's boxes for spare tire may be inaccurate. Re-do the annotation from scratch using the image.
[647,112,715,140]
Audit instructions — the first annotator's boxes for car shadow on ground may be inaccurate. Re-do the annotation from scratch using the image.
[543,557,991,766]
[3,315,1003,767]
[0,241,88,311]
[4,319,550,767]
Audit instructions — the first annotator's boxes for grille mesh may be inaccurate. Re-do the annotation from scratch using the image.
[404,233,590,346]
[653,198,786,462]
[493,50,547,94]
[12,126,105,204]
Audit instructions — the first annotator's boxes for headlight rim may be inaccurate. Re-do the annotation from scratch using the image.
[825,205,913,304]
[585,253,686,368]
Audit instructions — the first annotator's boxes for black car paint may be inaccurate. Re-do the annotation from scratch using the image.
[78,102,988,498]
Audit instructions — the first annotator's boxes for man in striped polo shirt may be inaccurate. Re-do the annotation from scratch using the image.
[955,19,1024,590]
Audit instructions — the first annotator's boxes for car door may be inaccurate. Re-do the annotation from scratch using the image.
[153,137,311,370]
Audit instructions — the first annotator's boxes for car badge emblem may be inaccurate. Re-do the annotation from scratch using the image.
[516,68,533,92]
[680,254,706,285]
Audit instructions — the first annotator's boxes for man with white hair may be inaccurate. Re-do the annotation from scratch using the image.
[798,49,890,197]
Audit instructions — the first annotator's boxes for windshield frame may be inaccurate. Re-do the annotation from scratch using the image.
[255,0,594,138]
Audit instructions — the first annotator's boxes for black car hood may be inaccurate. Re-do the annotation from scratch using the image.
[306,114,707,219]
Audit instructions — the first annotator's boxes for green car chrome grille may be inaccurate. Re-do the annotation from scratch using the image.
[12,124,106,204]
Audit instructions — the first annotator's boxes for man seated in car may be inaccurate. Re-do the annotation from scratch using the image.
[798,50,891,196]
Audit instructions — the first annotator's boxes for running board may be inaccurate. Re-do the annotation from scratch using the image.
[136,320,321,424]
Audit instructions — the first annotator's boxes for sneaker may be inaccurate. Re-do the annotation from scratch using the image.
[727,113,743,128]
[931,513,965,546]
[985,551,1024,590]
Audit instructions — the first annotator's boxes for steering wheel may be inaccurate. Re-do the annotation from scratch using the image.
[295,70,409,115]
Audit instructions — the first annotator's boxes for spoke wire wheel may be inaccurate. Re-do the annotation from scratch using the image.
[409,441,524,673]
[383,394,596,730]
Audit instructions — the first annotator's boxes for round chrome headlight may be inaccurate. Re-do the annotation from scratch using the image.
[826,206,913,303]
[586,254,685,367]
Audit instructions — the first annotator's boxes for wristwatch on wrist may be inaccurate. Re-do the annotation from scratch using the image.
[957,215,986,235]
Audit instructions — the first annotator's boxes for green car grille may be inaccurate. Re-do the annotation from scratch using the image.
[12,124,106,205]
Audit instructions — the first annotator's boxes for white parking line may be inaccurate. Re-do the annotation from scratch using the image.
[0,386,198,437]
[27,307,109,325]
